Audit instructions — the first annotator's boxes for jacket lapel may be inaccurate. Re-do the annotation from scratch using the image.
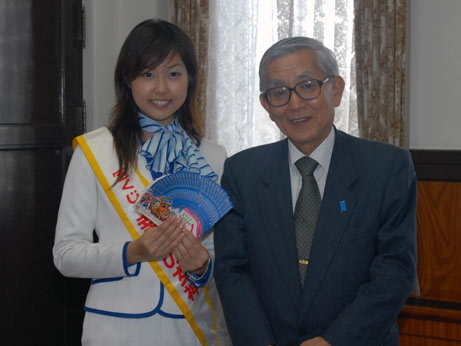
[258,139,303,308]
[299,131,358,319]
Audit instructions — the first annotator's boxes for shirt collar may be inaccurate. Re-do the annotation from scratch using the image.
[288,126,335,172]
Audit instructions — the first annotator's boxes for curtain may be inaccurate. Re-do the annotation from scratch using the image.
[206,0,356,156]
[170,0,210,133]
[354,0,408,147]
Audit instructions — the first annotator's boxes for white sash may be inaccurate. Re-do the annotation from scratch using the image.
[73,127,217,346]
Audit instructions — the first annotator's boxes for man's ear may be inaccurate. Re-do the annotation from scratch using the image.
[332,76,345,107]
[259,93,275,121]
[260,93,271,113]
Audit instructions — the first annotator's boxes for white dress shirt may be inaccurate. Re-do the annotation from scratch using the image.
[288,127,335,211]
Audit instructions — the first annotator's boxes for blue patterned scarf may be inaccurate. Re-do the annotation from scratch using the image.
[138,113,218,181]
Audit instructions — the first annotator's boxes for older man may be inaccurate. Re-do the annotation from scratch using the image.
[214,37,417,346]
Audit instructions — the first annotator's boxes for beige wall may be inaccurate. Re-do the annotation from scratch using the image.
[409,0,461,149]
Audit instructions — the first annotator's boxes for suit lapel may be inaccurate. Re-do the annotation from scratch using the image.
[258,139,303,307]
[299,131,358,319]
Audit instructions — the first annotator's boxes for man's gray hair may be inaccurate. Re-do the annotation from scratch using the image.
[259,37,339,91]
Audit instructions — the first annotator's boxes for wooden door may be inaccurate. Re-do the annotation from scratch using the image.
[0,1,87,345]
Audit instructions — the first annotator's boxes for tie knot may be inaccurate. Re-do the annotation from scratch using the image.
[295,156,318,176]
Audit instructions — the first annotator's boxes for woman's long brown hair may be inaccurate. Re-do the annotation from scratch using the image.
[108,19,202,184]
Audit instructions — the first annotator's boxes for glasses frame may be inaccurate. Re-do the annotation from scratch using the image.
[263,77,332,107]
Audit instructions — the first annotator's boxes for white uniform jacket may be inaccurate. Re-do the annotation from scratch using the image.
[53,128,228,346]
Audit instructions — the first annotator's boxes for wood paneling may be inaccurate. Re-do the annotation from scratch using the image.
[399,335,461,346]
[399,313,461,345]
[416,181,461,302]
[1,1,85,345]
[400,150,461,346]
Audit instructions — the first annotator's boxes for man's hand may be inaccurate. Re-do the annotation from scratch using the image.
[300,336,331,346]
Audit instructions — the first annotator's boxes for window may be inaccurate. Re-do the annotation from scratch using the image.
[206,0,357,155]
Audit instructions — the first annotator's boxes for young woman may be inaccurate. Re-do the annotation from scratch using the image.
[53,19,229,346]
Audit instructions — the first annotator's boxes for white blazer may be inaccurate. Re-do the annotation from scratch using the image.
[53,131,229,346]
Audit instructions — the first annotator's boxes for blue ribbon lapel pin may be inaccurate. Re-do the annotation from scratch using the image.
[339,200,347,213]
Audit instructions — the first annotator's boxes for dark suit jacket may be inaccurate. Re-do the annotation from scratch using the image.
[214,129,417,346]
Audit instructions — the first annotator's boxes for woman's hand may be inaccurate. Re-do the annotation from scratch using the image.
[173,230,210,274]
[127,216,185,263]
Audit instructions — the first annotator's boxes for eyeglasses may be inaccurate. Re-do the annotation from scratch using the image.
[263,77,332,107]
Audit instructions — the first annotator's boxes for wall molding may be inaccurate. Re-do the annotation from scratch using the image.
[410,149,461,181]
